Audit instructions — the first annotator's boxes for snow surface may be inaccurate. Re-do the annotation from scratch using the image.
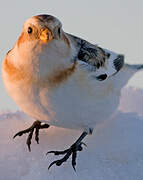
[1,87,143,180]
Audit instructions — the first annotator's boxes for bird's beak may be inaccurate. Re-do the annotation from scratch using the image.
[40,28,53,43]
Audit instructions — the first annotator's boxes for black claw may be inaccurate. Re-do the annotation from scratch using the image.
[47,143,86,171]
[48,155,70,170]
[48,160,60,170]
[27,143,31,152]
[48,149,74,170]
[13,121,50,151]
[26,138,31,152]
[26,129,34,152]
[72,150,77,171]
[72,165,76,172]
[47,132,88,170]
[56,160,63,166]
[13,133,20,139]
[46,149,69,156]
[13,126,34,139]
[13,130,27,139]
[35,127,39,144]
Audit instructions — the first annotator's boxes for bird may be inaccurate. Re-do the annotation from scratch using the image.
[2,14,143,171]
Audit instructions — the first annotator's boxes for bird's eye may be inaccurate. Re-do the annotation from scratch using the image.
[28,27,33,34]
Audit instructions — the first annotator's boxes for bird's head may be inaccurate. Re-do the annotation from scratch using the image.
[10,15,77,78]
[15,14,75,61]
[3,15,77,88]
[17,14,63,46]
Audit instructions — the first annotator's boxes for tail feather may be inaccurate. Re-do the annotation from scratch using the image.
[125,64,143,71]
[123,63,143,82]
[114,63,143,89]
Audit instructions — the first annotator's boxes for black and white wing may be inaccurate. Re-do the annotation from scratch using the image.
[78,41,124,81]
[70,34,124,81]
[95,48,124,81]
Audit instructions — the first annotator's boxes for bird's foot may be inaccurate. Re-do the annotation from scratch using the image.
[13,120,50,151]
[47,142,87,171]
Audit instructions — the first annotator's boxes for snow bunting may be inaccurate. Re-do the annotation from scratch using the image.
[2,14,143,170]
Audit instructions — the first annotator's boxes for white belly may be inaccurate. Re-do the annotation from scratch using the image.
[3,70,121,131]
[42,78,120,130]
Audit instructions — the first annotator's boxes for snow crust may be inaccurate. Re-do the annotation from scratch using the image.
[0,87,143,180]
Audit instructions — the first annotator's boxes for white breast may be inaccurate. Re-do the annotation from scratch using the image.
[9,69,120,131]
[2,57,121,132]
[43,70,120,129]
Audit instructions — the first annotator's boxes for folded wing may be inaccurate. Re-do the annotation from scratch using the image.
[76,38,124,81]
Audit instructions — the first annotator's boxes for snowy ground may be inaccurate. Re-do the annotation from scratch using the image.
[0,87,143,180]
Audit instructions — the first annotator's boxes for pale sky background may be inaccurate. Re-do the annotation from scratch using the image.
[0,0,143,111]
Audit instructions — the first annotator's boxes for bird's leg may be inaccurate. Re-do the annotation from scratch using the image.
[47,130,92,171]
[13,120,50,151]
